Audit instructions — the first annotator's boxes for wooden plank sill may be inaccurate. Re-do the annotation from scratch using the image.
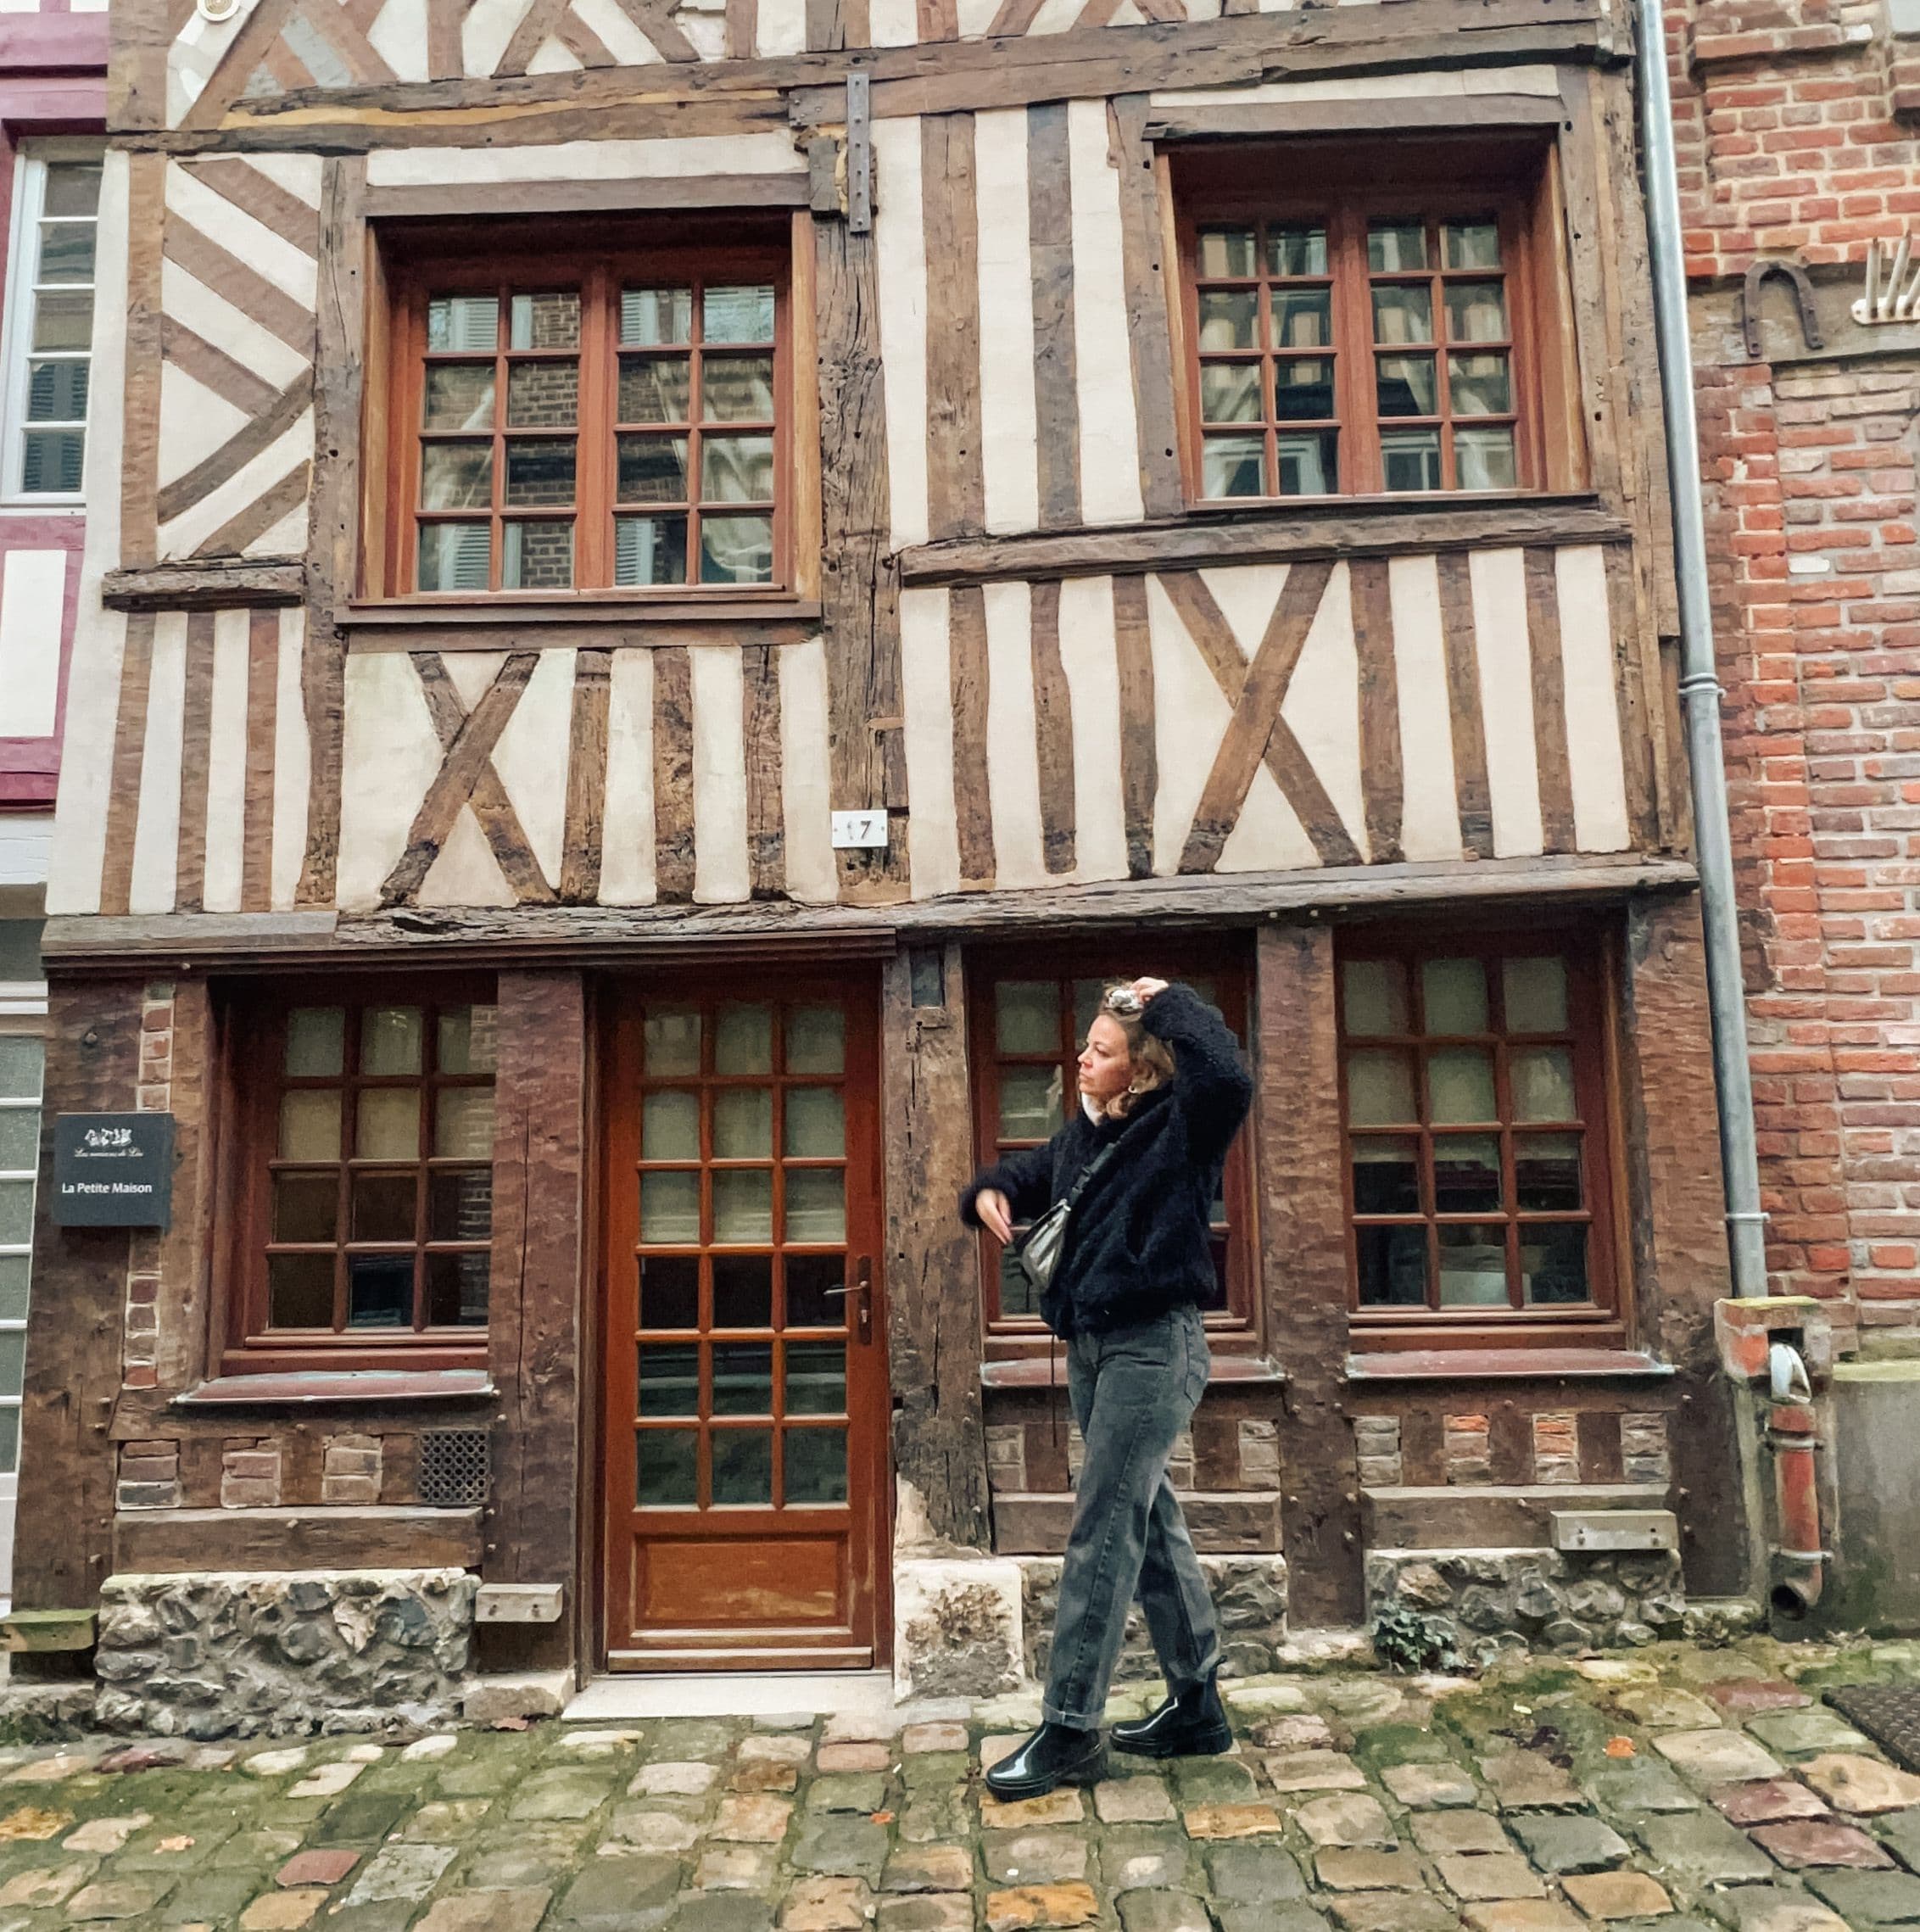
[1346,1348,1674,1382]
[982,1354,1287,1389]
[175,1370,496,1408]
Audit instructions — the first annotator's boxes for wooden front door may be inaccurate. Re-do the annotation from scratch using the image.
[601,984,888,1669]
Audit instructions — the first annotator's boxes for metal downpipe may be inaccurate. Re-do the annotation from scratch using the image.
[1636,0,1771,1299]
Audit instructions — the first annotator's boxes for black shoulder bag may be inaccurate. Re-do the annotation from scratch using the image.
[1007,1142,1116,1298]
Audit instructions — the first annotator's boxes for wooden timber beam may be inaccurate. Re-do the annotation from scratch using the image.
[103,561,309,611]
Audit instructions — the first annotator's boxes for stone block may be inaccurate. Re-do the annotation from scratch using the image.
[1560,1870,1674,1919]
[461,1671,572,1725]
[1505,1815,1631,1874]
[1800,1753,1920,1813]
[893,1559,1023,1703]
[1750,1820,1895,1868]
[1437,1852,1547,1901]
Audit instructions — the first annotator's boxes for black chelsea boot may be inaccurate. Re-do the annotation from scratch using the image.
[983,1721,1108,1801]
[1109,1669,1233,1758]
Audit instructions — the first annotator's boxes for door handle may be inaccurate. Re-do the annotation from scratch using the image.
[821,1257,873,1343]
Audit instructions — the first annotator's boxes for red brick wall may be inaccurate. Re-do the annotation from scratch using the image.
[1677,0,1920,1344]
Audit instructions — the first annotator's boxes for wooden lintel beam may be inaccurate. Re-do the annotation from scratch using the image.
[103,561,309,611]
[363,173,812,219]
[1142,93,1571,142]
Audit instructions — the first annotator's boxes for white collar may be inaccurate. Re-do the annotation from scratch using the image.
[1080,1092,1103,1125]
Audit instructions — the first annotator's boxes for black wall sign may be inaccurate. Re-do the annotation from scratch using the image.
[51,1114,175,1229]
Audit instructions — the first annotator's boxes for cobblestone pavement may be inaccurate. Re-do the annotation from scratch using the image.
[2,1639,1920,1929]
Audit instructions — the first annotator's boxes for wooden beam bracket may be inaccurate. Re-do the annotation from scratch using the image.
[846,71,872,233]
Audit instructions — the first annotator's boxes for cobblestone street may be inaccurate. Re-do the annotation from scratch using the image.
[0,1641,1916,1930]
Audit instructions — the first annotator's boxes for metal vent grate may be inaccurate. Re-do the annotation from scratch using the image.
[1825,1684,1920,1772]
[419,1429,489,1507]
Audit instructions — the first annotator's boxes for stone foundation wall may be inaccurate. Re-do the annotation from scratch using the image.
[1366,1549,1687,1669]
[94,1569,477,1739]
[1018,1555,1288,1684]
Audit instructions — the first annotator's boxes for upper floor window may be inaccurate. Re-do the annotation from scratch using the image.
[1338,935,1621,1342]
[382,237,790,598]
[2,148,101,501]
[1172,140,1578,504]
[226,991,496,1371]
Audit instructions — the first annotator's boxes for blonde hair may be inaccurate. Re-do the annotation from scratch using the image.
[1100,982,1175,1118]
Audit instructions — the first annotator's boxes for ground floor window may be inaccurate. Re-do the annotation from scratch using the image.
[1338,933,1619,1336]
[0,1026,38,1471]
[968,949,1258,1352]
[225,988,497,1369]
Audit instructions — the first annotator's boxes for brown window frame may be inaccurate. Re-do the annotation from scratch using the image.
[1169,136,1584,505]
[218,980,498,1376]
[371,219,801,604]
[1336,927,1628,1352]
[966,946,1260,1362]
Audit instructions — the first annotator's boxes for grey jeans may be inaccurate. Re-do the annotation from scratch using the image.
[1041,1303,1224,1728]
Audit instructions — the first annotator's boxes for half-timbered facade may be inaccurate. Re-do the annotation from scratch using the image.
[18,0,1746,1708]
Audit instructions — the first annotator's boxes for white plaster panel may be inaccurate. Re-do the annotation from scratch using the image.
[600,647,657,906]
[1280,560,1366,860]
[365,134,804,187]
[270,606,309,911]
[1557,544,1632,852]
[160,259,311,391]
[526,37,583,72]
[872,118,929,550]
[572,0,662,61]
[756,0,807,55]
[1145,573,1232,876]
[243,154,324,209]
[0,550,69,740]
[1054,573,1127,884]
[155,411,314,562]
[200,608,250,913]
[974,108,1041,537]
[157,361,252,490]
[868,0,918,45]
[1066,98,1145,527]
[779,634,837,905]
[1151,66,1562,107]
[982,580,1046,891]
[1469,545,1545,858]
[900,587,960,898]
[419,808,514,906]
[1387,553,1464,863]
[465,0,539,75]
[690,645,749,902]
[367,0,433,79]
[489,646,573,892]
[128,614,187,916]
[166,163,318,308]
[337,649,443,912]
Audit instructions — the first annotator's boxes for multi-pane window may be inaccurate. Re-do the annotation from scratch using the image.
[393,251,787,596]
[968,962,1255,1342]
[3,151,101,499]
[250,999,496,1344]
[0,1036,41,1476]
[1176,152,1557,501]
[1338,943,1616,1323]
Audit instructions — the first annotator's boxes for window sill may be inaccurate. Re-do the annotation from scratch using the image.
[181,1368,495,1407]
[341,593,823,647]
[1345,1348,1673,1382]
[982,1354,1287,1389]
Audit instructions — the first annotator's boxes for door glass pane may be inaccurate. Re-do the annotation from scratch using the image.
[706,355,775,422]
[418,522,490,591]
[1504,958,1570,1033]
[640,1171,700,1243]
[1437,1225,1510,1306]
[998,1065,1061,1139]
[637,1429,697,1506]
[1342,961,1409,1036]
[438,1006,497,1075]
[700,515,773,586]
[715,1005,773,1075]
[639,1343,700,1415]
[712,1254,772,1329]
[426,1253,489,1326]
[712,1343,773,1415]
[785,1341,845,1415]
[620,356,692,424]
[0,1257,32,1323]
[428,1169,491,1241]
[784,1088,845,1159]
[269,1254,333,1327]
[1073,980,1108,1050]
[1510,1047,1578,1122]
[508,361,578,427]
[502,520,572,591]
[784,1254,845,1329]
[0,1406,20,1476]
[615,516,688,585]
[1522,1223,1589,1304]
[999,1243,1039,1320]
[285,1008,344,1076]
[279,1090,341,1161]
[1278,430,1337,496]
[0,1112,38,1170]
[1275,359,1334,419]
[1427,1047,1496,1124]
[1422,959,1488,1035]
[996,981,1060,1055]
[643,1091,700,1161]
[0,1040,42,1098]
[713,1170,773,1243]
[1444,221,1502,270]
[346,1254,413,1327]
[784,1427,846,1505]
[1450,353,1511,417]
[645,1008,702,1076]
[509,292,580,350]
[784,1170,846,1244]
[1432,1134,1502,1215]
[428,294,499,352]
[640,1254,700,1329]
[0,1181,31,1246]
[1356,1224,1426,1305]
[712,1429,773,1505]
[0,1333,23,1396]
[359,1090,420,1161]
[1351,1137,1419,1215]
[1346,1050,1415,1126]
[420,443,492,510]
[435,1090,495,1159]
[1515,1134,1583,1212]
[351,1172,415,1242]
[360,1008,423,1075]
[618,434,689,504]
[786,1006,844,1075]
[714,1088,773,1159]
[701,435,773,503]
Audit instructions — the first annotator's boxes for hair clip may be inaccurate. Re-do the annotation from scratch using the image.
[1105,987,1143,1017]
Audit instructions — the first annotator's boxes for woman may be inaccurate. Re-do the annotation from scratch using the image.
[960,976,1253,1799]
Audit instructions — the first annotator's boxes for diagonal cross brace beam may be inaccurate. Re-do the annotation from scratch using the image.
[381,651,558,907]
